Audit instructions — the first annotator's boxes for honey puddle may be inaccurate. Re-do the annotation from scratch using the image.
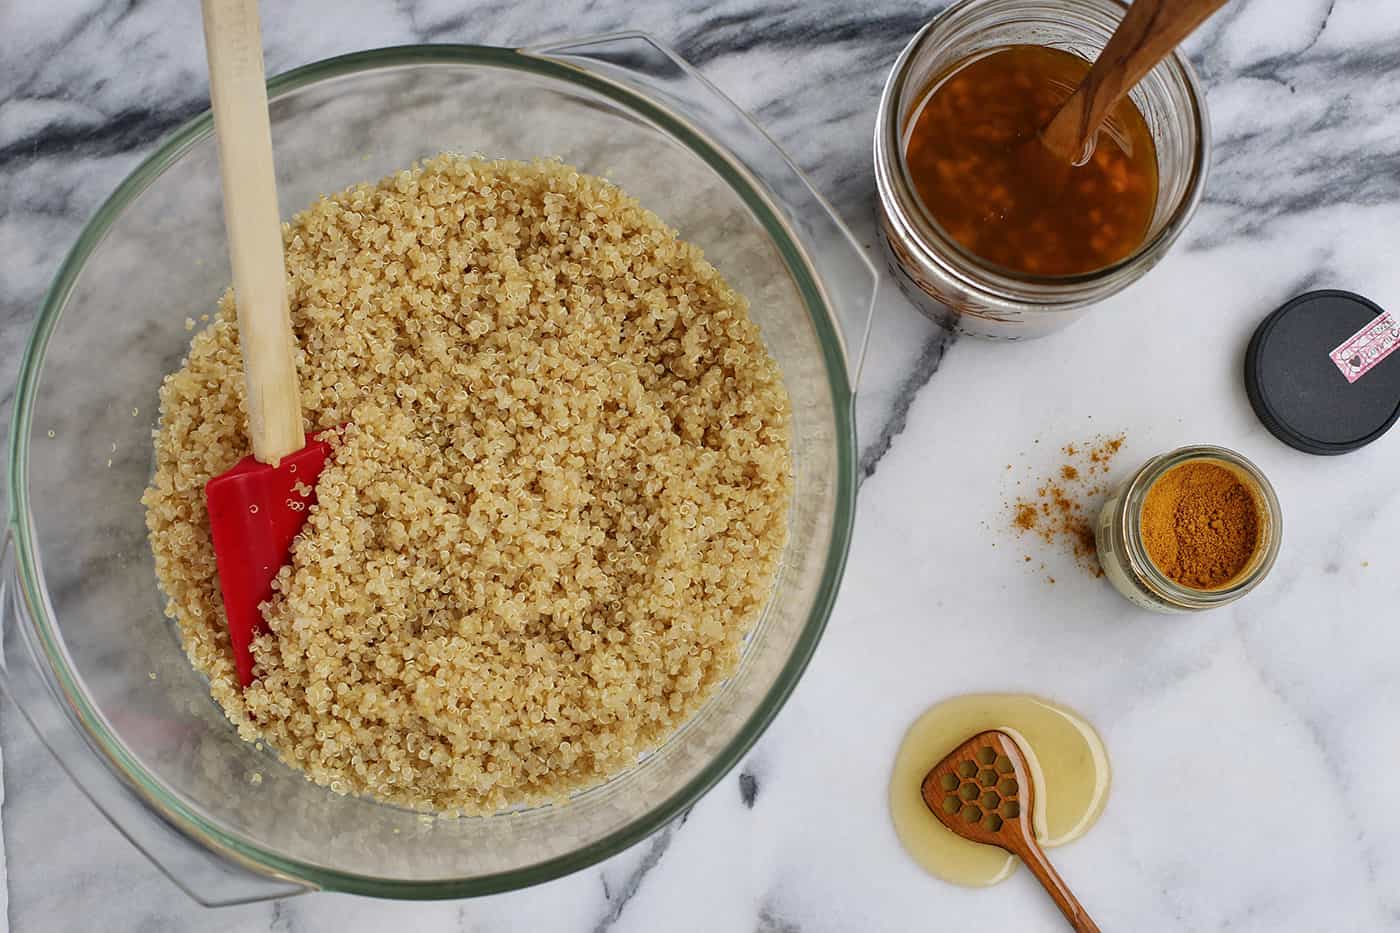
[889,694,1109,886]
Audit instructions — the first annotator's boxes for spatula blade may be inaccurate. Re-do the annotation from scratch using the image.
[205,436,331,686]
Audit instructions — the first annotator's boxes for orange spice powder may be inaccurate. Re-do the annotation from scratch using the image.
[1008,434,1126,579]
[1140,461,1260,589]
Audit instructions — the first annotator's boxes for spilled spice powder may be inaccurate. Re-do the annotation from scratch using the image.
[1008,434,1126,578]
[1140,461,1260,589]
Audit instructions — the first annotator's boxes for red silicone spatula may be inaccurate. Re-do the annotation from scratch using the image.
[200,0,331,686]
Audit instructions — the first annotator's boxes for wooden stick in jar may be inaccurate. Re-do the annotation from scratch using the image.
[1040,0,1229,164]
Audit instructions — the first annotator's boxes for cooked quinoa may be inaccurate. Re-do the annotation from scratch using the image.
[142,155,792,813]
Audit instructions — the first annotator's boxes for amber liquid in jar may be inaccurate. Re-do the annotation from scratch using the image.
[903,45,1159,277]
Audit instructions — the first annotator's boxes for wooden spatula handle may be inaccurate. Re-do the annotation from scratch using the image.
[1041,0,1228,163]
[201,0,305,464]
[1012,837,1102,933]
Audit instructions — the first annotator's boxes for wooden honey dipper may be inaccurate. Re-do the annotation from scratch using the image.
[922,730,1100,932]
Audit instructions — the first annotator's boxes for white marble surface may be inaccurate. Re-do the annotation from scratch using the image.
[3,1,1400,930]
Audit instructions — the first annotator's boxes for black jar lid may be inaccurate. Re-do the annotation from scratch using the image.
[1245,289,1400,455]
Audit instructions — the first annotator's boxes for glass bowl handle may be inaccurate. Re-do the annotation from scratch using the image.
[525,32,878,390]
[0,526,310,906]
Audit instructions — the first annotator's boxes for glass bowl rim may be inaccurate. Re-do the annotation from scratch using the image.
[6,40,858,898]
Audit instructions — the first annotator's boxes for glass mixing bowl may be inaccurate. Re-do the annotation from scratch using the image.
[0,35,875,904]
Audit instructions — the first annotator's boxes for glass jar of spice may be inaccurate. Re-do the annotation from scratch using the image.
[873,0,1211,339]
[1096,446,1283,613]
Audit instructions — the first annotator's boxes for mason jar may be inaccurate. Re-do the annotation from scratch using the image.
[1095,446,1283,613]
[873,0,1211,339]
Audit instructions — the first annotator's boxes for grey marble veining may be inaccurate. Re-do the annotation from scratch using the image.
[4,1,1400,931]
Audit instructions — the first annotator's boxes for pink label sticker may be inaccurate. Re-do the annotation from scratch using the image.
[1330,310,1399,384]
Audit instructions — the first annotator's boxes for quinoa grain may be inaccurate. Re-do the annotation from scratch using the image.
[142,156,793,813]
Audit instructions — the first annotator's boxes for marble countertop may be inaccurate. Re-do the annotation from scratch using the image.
[3,0,1400,930]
